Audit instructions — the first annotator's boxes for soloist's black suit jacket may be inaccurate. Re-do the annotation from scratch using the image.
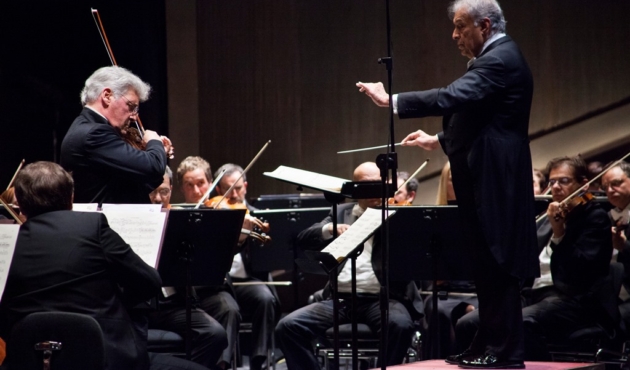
[60,108,166,204]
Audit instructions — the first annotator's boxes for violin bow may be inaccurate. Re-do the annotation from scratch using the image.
[210,140,271,210]
[395,159,429,195]
[193,169,227,210]
[0,198,22,225]
[6,159,25,191]
[91,8,146,135]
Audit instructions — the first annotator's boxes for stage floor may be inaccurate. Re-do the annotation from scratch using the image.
[373,359,604,370]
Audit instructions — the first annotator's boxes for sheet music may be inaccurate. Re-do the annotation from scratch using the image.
[101,204,162,212]
[72,203,99,212]
[264,166,350,193]
[322,208,395,260]
[101,210,167,268]
[0,225,20,299]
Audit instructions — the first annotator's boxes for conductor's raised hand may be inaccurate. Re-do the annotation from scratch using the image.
[401,130,440,151]
[356,82,389,107]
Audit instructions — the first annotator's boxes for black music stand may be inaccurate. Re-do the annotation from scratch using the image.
[157,208,246,360]
[386,206,474,359]
[250,207,331,310]
[264,166,393,369]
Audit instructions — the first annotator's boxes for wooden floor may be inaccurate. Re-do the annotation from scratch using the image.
[373,359,604,370]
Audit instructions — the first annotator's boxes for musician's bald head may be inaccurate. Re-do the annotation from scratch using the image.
[353,162,380,182]
[353,162,381,209]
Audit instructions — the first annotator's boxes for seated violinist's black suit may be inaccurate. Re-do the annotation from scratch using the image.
[275,203,423,369]
[610,216,630,331]
[0,210,162,370]
[521,202,616,360]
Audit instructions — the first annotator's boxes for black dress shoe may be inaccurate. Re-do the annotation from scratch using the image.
[445,351,476,365]
[458,354,525,369]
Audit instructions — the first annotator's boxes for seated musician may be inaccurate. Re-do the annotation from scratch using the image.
[176,156,254,369]
[0,161,205,370]
[275,162,423,369]
[393,171,418,204]
[455,156,615,361]
[149,166,173,209]
[533,169,547,195]
[601,161,630,329]
[212,163,279,370]
[148,166,226,369]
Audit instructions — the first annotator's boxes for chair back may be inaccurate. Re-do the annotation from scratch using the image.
[8,312,105,370]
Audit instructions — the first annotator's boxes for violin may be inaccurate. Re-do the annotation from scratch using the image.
[203,196,271,245]
[121,126,146,151]
[387,197,412,206]
[553,191,594,221]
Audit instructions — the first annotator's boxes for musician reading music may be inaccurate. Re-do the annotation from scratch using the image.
[176,156,243,369]
[0,162,208,370]
[275,162,424,369]
[212,163,279,370]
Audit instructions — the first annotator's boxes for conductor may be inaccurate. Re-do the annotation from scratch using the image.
[357,0,538,368]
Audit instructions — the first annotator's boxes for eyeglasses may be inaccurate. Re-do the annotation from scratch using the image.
[602,179,626,190]
[156,188,171,197]
[120,95,140,114]
[548,177,574,186]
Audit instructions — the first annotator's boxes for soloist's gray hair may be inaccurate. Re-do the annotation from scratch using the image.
[448,0,506,35]
[80,65,151,105]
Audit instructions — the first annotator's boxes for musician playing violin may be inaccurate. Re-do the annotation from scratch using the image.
[60,66,172,204]
[520,156,614,360]
[213,163,279,370]
[602,161,630,330]
[392,171,418,205]
[176,156,250,369]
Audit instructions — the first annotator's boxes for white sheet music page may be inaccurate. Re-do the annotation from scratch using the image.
[264,166,350,193]
[0,224,20,299]
[72,203,99,212]
[101,210,167,268]
[101,204,162,212]
[322,207,396,260]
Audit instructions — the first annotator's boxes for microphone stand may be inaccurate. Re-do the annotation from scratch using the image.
[375,0,395,369]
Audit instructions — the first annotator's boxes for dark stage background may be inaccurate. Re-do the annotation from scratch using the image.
[0,0,167,188]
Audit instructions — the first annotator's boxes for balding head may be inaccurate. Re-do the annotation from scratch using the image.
[353,162,380,182]
[353,162,381,209]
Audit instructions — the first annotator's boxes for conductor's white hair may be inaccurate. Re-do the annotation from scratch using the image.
[80,66,151,105]
[448,0,507,35]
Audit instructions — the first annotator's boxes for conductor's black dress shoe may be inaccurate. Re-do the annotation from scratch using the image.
[445,351,477,365]
[458,354,525,369]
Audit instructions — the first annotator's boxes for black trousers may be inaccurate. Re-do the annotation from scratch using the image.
[466,244,525,362]
[232,277,279,361]
[148,305,227,368]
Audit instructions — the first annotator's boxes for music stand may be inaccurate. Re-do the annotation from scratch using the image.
[386,206,474,359]
[249,207,331,272]
[264,166,393,368]
[157,208,246,360]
